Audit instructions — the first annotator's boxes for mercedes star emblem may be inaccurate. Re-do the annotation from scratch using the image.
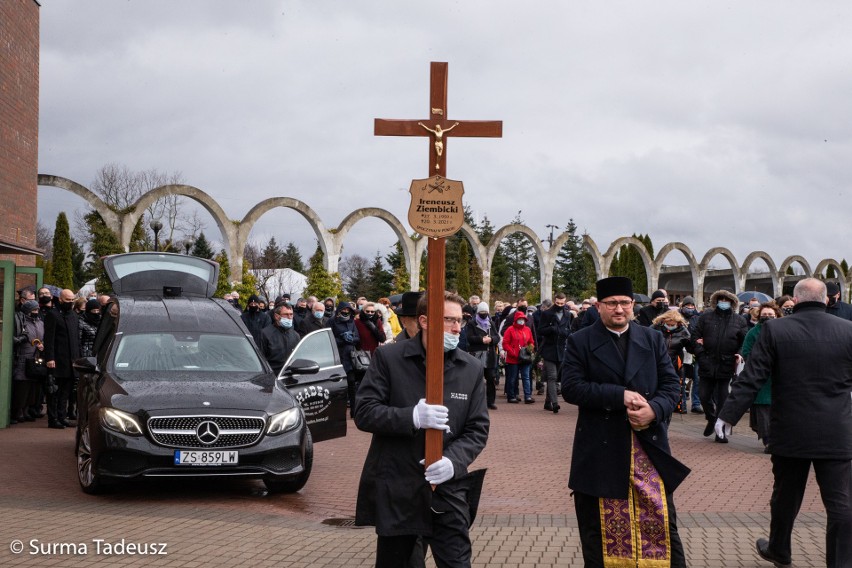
[196,421,220,445]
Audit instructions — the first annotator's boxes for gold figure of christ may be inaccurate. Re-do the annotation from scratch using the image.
[418,122,459,169]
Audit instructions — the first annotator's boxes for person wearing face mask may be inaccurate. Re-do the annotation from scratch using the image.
[43,289,81,429]
[679,296,703,414]
[297,299,329,337]
[690,289,748,442]
[537,293,574,413]
[241,294,272,347]
[775,295,795,317]
[10,300,44,424]
[327,302,361,415]
[354,302,387,357]
[651,310,692,414]
[825,281,852,320]
[323,297,336,318]
[735,302,782,453]
[637,289,669,327]
[37,286,55,318]
[465,301,501,410]
[259,303,300,376]
[502,310,536,404]
[78,299,101,358]
[292,297,309,328]
[354,291,489,568]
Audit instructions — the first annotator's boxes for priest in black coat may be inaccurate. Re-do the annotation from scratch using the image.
[718,277,852,568]
[562,276,689,567]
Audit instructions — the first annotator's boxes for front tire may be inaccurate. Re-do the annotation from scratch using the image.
[76,424,106,494]
[264,430,313,494]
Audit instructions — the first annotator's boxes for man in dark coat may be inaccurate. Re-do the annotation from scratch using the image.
[241,294,271,346]
[537,292,573,413]
[43,289,81,429]
[393,291,423,342]
[825,281,852,321]
[259,303,300,375]
[354,291,489,568]
[717,278,852,568]
[636,289,669,326]
[690,288,748,441]
[297,299,328,337]
[562,277,689,567]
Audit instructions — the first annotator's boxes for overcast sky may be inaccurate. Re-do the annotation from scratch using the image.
[37,1,852,275]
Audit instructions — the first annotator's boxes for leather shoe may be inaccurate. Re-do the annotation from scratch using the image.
[48,423,66,430]
[714,434,728,443]
[755,538,791,567]
[552,404,560,414]
[543,402,553,411]
[524,398,536,404]
[487,404,498,410]
[690,406,704,414]
[59,419,74,427]
[703,421,715,437]
[507,398,519,404]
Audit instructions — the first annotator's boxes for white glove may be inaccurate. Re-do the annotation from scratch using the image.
[714,418,732,440]
[423,457,454,485]
[413,398,449,431]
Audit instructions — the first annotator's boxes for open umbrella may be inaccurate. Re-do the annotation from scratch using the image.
[737,291,772,304]
[633,293,651,303]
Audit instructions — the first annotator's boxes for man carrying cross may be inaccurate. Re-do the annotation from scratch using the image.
[354,291,489,568]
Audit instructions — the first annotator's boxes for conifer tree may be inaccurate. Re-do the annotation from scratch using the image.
[260,237,284,269]
[366,252,394,300]
[50,213,75,290]
[553,219,596,300]
[455,238,472,298]
[386,241,411,293]
[478,214,508,297]
[233,260,258,306]
[304,244,343,300]
[191,232,215,259]
[84,210,124,293]
[282,242,305,273]
[214,249,232,298]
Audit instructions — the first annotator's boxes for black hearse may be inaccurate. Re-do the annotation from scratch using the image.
[73,252,347,494]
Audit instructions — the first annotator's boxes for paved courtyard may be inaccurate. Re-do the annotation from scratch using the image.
[0,399,829,567]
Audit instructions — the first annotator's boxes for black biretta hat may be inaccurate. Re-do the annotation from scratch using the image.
[596,276,634,301]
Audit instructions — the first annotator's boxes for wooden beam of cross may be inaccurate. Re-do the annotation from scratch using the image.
[374,62,502,468]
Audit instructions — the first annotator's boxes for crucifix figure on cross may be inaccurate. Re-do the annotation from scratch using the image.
[417,121,459,169]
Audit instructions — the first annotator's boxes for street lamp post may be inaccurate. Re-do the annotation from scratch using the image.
[544,224,560,247]
[150,218,163,252]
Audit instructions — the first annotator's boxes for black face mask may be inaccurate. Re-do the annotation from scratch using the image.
[829,296,839,306]
[783,307,794,316]
[248,305,258,313]
[295,306,307,315]
[39,296,52,306]
[59,301,73,312]
[85,312,102,325]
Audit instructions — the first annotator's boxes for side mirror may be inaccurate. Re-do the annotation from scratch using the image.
[283,358,320,377]
[73,356,99,374]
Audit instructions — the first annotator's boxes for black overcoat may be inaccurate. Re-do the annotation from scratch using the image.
[43,308,81,378]
[561,319,689,499]
[719,302,852,459]
[354,334,490,536]
[538,305,573,363]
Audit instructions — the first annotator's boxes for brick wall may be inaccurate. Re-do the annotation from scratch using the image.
[0,0,40,266]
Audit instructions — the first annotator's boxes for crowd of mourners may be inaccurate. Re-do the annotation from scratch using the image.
[11,281,852,451]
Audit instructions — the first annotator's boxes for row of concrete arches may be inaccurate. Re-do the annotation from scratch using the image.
[39,174,849,304]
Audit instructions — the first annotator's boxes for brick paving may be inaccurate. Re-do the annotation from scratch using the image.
[0,398,830,567]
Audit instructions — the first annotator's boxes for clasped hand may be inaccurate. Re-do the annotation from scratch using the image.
[624,390,654,430]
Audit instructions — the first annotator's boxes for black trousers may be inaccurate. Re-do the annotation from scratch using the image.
[768,455,852,567]
[698,373,731,422]
[484,368,497,407]
[573,490,687,568]
[46,376,73,425]
[375,486,472,568]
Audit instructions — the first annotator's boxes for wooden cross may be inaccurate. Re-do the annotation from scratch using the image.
[375,62,502,468]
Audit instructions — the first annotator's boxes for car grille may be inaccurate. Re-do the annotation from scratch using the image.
[148,415,265,449]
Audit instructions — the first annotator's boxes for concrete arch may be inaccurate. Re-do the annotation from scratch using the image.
[602,236,656,295]
[333,208,418,289]
[655,242,700,300]
[37,174,122,234]
[699,247,741,294]
[124,184,234,252]
[486,223,547,300]
[583,235,604,280]
[741,250,779,297]
[240,197,331,272]
[778,255,812,278]
[814,258,846,283]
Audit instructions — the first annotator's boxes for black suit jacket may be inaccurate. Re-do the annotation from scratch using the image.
[43,308,81,378]
[720,302,852,459]
[538,305,573,363]
[561,319,689,498]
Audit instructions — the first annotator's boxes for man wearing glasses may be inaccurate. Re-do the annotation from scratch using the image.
[354,291,490,568]
[562,277,690,567]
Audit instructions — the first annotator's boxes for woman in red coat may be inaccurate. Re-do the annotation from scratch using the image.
[502,310,535,403]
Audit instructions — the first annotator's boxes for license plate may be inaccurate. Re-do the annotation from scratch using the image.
[174,450,239,466]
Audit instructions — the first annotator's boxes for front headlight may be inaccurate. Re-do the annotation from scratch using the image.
[99,407,143,436]
[266,408,301,436]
